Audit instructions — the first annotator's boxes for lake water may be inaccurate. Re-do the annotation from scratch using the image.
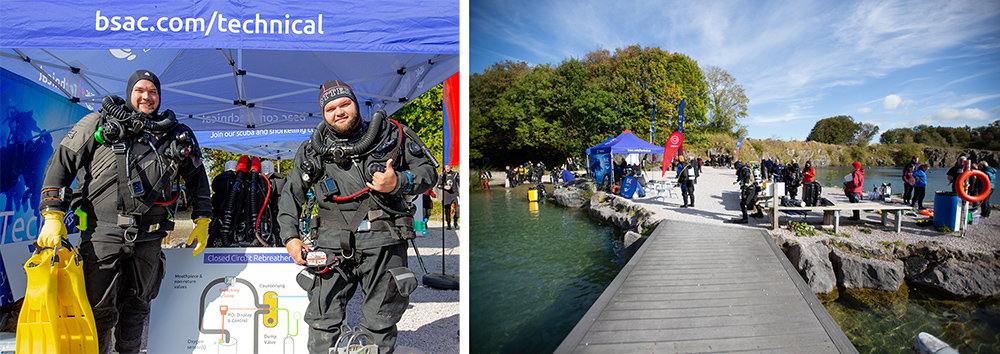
[470,188,625,353]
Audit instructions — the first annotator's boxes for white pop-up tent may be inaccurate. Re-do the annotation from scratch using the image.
[1,0,458,159]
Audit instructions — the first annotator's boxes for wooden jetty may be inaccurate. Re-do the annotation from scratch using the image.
[555,221,858,353]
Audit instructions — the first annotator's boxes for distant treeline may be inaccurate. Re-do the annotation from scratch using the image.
[880,122,1000,151]
[471,45,749,168]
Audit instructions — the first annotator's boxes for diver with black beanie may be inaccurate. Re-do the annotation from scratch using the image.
[37,69,213,353]
[278,79,438,354]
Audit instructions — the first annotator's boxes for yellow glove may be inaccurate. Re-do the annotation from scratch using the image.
[38,211,67,248]
[187,218,210,256]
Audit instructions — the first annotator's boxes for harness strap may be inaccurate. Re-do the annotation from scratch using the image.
[323,197,373,259]
[111,133,176,240]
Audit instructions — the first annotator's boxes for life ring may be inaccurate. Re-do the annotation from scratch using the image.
[955,170,992,203]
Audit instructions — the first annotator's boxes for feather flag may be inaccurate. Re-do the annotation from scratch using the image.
[734,137,745,160]
[661,132,684,177]
[442,72,460,166]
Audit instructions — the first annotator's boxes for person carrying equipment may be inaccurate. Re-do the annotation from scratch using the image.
[783,161,803,200]
[278,80,437,354]
[676,156,698,208]
[440,165,460,229]
[730,162,764,223]
[37,70,212,353]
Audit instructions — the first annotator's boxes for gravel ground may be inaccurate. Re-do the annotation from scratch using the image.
[487,167,999,255]
[163,215,460,354]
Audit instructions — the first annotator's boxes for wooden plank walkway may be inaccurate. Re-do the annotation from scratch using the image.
[555,221,858,353]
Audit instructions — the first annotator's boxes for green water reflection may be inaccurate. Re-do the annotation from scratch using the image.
[825,285,1000,353]
[470,188,625,354]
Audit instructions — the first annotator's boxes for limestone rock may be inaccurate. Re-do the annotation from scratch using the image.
[787,242,836,295]
[624,231,646,260]
[830,249,904,292]
[910,258,1000,298]
[551,186,587,208]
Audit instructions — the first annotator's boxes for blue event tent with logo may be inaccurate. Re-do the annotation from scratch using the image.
[0,0,458,159]
[0,0,457,315]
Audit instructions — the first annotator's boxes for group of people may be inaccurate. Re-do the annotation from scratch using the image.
[505,161,546,186]
[900,155,996,217]
[38,71,437,353]
[707,153,735,168]
[945,156,995,217]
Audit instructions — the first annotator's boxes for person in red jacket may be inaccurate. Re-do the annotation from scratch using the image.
[844,161,865,220]
[802,161,815,184]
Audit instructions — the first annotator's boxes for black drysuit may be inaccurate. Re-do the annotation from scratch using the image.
[39,111,212,354]
[277,117,437,354]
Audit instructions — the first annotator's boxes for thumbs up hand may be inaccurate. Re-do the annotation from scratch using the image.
[367,158,398,193]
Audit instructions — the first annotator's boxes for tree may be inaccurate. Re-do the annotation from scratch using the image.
[806,115,858,145]
[879,128,915,145]
[702,65,748,137]
[853,122,879,146]
[393,83,445,163]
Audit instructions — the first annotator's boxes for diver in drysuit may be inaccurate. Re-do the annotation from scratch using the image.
[278,80,437,354]
[37,70,212,354]
[730,162,764,223]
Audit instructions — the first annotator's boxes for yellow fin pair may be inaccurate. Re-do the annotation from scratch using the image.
[16,240,98,353]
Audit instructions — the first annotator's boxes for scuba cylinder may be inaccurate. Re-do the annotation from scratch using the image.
[220,156,249,241]
[246,157,260,246]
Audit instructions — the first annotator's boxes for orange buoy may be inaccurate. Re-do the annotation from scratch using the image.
[920,209,933,217]
[955,170,992,203]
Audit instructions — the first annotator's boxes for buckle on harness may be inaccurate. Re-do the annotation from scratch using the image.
[111,143,127,153]
[118,214,133,229]
[118,214,162,233]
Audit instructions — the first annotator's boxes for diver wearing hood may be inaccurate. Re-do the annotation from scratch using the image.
[277,79,438,354]
[37,69,213,354]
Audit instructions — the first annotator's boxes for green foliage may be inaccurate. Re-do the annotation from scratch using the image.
[894,143,923,166]
[788,220,818,237]
[393,83,445,164]
[878,240,904,249]
[702,65,749,136]
[859,228,872,234]
[470,45,719,167]
[880,121,1000,151]
[805,115,877,146]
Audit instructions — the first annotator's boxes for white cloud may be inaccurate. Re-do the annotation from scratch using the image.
[933,108,991,121]
[858,107,873,114]
[884,94,903,110]
[909,107,992,125]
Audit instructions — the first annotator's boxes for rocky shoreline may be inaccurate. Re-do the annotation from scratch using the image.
[531,168,1000,299]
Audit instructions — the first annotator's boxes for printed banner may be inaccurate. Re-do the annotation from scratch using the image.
[0,0,458,54]
[590,147,612,186]
[661,132,684,177]
[0,68,93,302]
[148,248,312,353]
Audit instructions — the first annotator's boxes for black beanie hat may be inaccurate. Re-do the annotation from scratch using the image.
[126,69,161,114]
[319,79,359,114]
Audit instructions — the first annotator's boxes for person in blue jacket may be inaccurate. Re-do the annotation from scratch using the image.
[912,164,929,210]
[978,161,995,218]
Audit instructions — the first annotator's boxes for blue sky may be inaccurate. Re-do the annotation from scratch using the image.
[470,0,1000,142]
